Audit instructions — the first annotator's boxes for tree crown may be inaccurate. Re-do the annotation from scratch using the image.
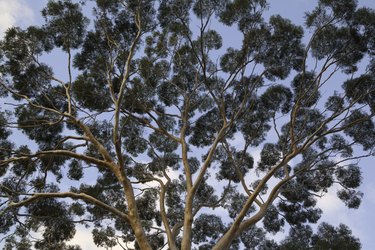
[1,0,375,249]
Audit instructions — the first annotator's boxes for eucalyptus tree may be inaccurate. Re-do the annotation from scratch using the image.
[1,0,375,249]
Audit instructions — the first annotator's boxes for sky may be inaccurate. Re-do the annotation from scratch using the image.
[1,0,375,249]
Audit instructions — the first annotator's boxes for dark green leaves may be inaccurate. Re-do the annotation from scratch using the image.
[67,160,84,180]
[0,110,11,140]
[337,189,363,209]
[279,222,361,250]
[158,0,193,34]
[344,75,375,112]
[27,198,77,246]
[139,58,170,87]
[12,146,36,177]
[262,205,284,233]
[192,214,225,244]
[136,189,160,223]
[220,48,243,73]
[336,164,362,189]
[216,150,254,183]
[218,0,267,31]
[325,93,345,112]
[260,85,293,114]
[223,188,254,219]
[306,1,374,72]
[343,110,375,150]
[1,0,375,249]
[292,72,320,107]
[353,7,375,54]
[2,26,52,69]
[258,143,280,171]
[157,81,181,106]
[72,74,112,111]
[121,119,148,156]
[311,25,366,69]
[16,105,64,146]
[192,0,227,19]
[1,27,54,99]
[149,132,178,153]
[279,224,313,250]
[240,226,267,249]
[256,15,304,80]
[92,227,117,248]
[319,0,358,20]
[239,100,271,146]
[199,30,223,50]
[42,0,89,51]
[329,134,353,158]
[311,223,361,250]
[0,211,14,235]
[189,108,221,147]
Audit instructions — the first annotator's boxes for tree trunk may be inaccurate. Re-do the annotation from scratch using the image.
[181,194,194,250]
[119,173,153,250]
[132,223,153,250]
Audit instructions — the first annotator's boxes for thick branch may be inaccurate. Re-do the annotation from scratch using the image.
[1,192,130,223]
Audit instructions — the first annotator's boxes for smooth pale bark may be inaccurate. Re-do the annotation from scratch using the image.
[131,224,152,250]
[117,171,153,250]
[180,194,194,250]
[152,177,178,250]
[212,230,238,250]
[126,199,152,250]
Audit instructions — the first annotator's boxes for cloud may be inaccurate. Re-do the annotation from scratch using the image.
[316,186,368,246]
[316,187,344,217]
[68,226,98,250]
[68,225,125,250]
[0,0,35,37]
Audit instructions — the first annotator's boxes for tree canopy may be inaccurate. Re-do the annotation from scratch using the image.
[0,0,375,249]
